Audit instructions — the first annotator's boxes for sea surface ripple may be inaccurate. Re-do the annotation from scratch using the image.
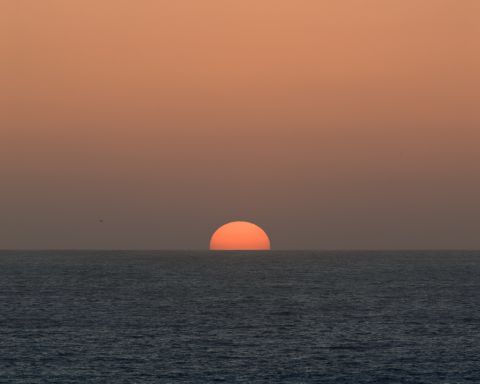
[1,250,480,383]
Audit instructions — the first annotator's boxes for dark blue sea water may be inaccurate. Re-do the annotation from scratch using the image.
[1,251,480,383]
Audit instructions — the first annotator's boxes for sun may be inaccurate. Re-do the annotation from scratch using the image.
[210,221,271,250]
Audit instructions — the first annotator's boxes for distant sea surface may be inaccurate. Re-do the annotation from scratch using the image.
[1,250,480,383]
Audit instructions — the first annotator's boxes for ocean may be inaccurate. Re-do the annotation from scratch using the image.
[1,250,479,383]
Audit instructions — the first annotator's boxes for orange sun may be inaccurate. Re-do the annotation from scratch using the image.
[210,221,271,250]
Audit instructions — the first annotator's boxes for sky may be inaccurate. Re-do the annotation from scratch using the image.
[1,1,479,249]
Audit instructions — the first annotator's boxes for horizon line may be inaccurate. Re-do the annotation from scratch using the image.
[0,248,479,252]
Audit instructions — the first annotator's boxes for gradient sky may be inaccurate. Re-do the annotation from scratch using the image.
[1,1,479,249]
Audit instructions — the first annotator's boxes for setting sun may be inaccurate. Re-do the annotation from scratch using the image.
[210,221,271,250]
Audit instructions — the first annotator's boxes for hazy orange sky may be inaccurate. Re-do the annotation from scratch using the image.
[1,1,479,249]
